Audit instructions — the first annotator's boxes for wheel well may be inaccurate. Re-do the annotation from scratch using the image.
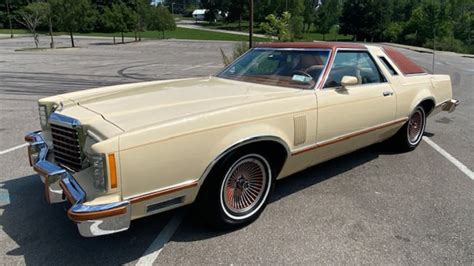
[419,99,435,115]
[194,140,289,204]
[236,141,288,178]
[205,140,289,182]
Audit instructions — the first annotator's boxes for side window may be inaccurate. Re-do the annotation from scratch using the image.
[379,56,398,75]
[324,51,386,88]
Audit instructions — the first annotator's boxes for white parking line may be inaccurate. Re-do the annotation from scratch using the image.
[136,210,184,266]
[423,137,474,180]
[0,143,28,155]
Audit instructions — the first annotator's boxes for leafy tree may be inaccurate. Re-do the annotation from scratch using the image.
[15,2,48,48]
[226,0,247,31]
[340,0,392,42]
[147,6,176,39]
[302,0,317,32]
[50,0,97,47]
[133,0,150,41]
[314,0,341,40]
[261,11,291,41]
[103,1,137,44]
[405,0,452,46]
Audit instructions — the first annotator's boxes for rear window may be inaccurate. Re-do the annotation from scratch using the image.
[379,56,398,75]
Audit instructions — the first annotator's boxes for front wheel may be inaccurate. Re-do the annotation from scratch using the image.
[389,106,426,152]
[198,152,273,228]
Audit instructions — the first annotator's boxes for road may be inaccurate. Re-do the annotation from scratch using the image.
[0,36,472,265]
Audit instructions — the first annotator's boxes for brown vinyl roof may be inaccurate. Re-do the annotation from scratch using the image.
[256,42,366,50]
[382,46,426,75]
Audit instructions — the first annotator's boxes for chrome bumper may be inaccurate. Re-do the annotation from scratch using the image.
[442,99,460,113]
[25,131,131,237]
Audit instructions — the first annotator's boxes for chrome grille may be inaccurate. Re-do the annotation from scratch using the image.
[50,123,83,171]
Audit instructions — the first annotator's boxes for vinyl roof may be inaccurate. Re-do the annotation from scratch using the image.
[382,46,426,75]
[256,42,366,50]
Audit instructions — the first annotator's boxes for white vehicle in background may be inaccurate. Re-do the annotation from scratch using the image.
[192,9,227,22]
[192,9,207,21]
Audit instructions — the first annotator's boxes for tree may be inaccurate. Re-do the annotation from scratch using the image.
[50,0,97,47]
[5,0,14,38]
[302,0,317,32]
[261,11,292,41]
[226,0,247,31]
[103,1,137,44]
[15,2,48,48]
[133,0,150,41]
[147,6,176,39]
[340,0,392,42]
[314,0,341,40]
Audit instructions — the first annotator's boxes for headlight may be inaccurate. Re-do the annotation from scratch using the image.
[91,154,107,191]
[38,104,48,127]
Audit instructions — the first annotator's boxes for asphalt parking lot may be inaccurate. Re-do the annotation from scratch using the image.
[0,36,472,265]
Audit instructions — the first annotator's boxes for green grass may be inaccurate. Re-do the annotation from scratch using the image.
[198,22,352,41]
[1,26,351,43]
[78,28,269,42]
[0,28,30,34]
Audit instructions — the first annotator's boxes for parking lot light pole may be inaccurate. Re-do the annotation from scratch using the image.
[249,0,254,48]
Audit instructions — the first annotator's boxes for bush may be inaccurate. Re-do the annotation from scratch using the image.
[384,22,403,43]
[290,15,304,40]
[423,37,472,54]
[220,41,249,66]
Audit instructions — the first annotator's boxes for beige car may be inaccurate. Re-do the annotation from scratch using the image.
[25,42,458,237]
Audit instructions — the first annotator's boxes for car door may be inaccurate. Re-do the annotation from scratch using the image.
[314,50,397,162]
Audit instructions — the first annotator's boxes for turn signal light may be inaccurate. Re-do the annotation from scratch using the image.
[108,154,118,189]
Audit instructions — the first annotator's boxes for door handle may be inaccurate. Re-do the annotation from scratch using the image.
[383,91,393,97]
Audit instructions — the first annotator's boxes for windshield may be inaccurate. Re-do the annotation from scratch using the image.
[218,48,330,89]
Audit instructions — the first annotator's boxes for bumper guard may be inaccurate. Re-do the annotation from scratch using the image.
[25,131,131,237]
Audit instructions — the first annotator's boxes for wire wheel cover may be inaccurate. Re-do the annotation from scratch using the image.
[408,110,424,144]
[223,158,267,214]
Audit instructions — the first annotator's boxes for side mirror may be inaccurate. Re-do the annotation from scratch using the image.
[340,76,358,88]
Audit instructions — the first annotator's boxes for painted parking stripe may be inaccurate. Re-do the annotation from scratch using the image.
[136,210,184,266]
[0,189,11,206]
[423,137,474,180]
[0,143,28,155]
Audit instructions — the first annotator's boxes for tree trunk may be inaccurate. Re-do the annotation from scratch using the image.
[47,0,54,48]
[113,36,116,44]
[69,31,75,47]
[33,33,39,48]
[162,31,165,39]
[138,31,141,42]
[121,32,124,43]
[49,16,54,49]
[238,15,242,31]
[134,31,137,41]
[6,0,13,38]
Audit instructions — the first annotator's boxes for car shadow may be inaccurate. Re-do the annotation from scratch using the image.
[0,174,177,265]
[1,144,390,264]
[172,144,386,242]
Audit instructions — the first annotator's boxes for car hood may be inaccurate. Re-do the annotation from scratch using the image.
[63,77,299,132]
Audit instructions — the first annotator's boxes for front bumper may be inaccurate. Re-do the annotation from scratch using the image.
[25,131,131,237]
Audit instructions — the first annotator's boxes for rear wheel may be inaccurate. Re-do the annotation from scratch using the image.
[389,106,426,151]
[198,152,273,228]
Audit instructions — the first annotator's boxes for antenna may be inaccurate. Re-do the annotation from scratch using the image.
[432,28,436,74]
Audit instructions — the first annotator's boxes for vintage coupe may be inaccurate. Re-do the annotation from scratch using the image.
[25,42,458,237]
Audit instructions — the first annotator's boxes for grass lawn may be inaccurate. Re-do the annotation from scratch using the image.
[198,21,353,41]
[79,28,269,42]
[1,26,350,42]
[0,29,30,34]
